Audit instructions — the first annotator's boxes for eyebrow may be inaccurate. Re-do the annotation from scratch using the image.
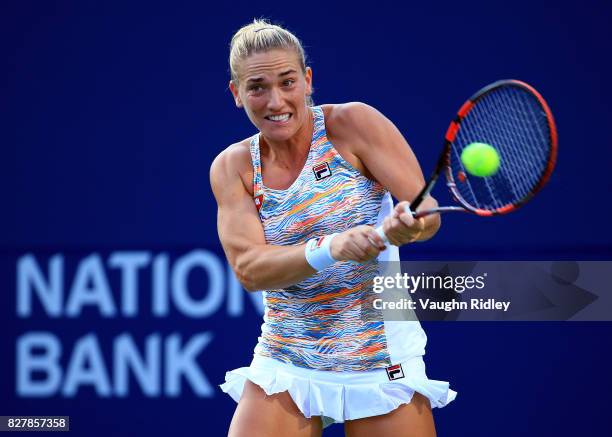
[246,69,298,84]
[278,69,297,77]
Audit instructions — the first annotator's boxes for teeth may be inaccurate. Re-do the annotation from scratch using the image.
[268,113,290,122]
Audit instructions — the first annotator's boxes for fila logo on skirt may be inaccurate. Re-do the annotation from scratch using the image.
[386,363,405,381]
[312,162,332,181]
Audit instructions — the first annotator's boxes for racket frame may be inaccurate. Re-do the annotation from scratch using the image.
[410,79,558,218]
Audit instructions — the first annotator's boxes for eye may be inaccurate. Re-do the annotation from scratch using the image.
[282,79,296,87]
[247,84,264,93]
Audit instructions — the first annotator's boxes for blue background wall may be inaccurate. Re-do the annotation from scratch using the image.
[2,1,611,436]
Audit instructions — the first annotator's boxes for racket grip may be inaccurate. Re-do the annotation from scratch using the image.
[374,205,413,245]
[375,226,389,244]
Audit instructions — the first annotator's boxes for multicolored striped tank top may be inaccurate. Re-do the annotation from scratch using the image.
[250,106,426,371]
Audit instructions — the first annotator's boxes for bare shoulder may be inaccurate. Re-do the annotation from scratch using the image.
[323,102,388,144]
[323,102,383,129]
[209,138,254,197]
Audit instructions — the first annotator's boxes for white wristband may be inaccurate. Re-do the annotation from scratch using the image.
[305,234,338,271]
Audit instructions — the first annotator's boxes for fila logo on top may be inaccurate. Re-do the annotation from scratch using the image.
[386,364,405,381]
[312,162,332,181]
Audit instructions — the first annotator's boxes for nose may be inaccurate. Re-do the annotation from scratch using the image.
[267,87,283,111]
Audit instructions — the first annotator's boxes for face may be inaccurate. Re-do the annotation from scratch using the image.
[230,49,312,143]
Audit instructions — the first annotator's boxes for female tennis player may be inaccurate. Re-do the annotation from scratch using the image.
[212,20,456,437]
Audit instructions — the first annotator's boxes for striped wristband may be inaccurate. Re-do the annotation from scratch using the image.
[305,234,338,271]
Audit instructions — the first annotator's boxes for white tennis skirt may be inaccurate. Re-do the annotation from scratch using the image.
[220,355,457,428]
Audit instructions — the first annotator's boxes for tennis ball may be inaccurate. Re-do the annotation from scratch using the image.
[460,142,500,177]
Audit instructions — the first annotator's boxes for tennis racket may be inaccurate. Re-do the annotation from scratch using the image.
[376,79,557,242]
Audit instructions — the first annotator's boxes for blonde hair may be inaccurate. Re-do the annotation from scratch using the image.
[229,19,313,105]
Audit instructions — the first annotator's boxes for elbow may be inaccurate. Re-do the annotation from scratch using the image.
[240,278,259,292]
[233,257,259,292]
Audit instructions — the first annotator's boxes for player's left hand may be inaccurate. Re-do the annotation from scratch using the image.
[381,201,425,246]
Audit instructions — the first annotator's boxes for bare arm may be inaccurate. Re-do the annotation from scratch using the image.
[210,145,315,291]
[210,143,385,291]
[326,103,441,244]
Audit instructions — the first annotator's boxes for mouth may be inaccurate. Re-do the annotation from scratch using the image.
[264,113,292,123]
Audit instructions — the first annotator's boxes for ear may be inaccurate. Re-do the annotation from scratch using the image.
[304,67,313,96]
[229,80,243,108]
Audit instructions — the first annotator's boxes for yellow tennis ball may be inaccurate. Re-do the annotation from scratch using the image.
[460,142,500,177]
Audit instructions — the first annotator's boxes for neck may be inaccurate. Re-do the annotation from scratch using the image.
[260,107,313,162]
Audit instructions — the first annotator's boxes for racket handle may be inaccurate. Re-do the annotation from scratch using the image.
[376,206,463,244]
[374,204,412,245]
[375,225,389,244]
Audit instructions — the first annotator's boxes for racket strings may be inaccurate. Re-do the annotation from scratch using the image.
[482,91,541,199]
[477,91,539,200]
[450,86,551,211]
[499,89,549,178]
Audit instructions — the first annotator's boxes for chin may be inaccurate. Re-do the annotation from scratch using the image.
[259,121,297,141]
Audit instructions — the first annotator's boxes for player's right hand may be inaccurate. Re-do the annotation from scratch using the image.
[330,225,387,263]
